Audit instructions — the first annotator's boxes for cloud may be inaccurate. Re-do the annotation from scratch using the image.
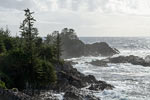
[0,0,35,10]
[1,0,150,36]
[1,0,150,15]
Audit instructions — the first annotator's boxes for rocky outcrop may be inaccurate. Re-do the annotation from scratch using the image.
[61,32,119,58]
[0,89,32,100]
[53,62,114,92]
[90,60,108,67]
[108,55,150,66]
[49,62,113,100]
[88,81,114,91]
[0,89,63,100]
[92,55,150,67]
[67,61,78,65]
[64,86,100,100]
[0,62,114,100]
[85,42,119,57]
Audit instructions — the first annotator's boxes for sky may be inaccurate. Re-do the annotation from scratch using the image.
[1,0,150,37]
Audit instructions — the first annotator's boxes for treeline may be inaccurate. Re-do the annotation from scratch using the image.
[0,9,66,90]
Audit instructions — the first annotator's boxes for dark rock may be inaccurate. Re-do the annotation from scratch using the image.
[85,95,100,100]
[53,62,114,92]
[61,31,119,58]
[85,42,119,57]
[64,86,100,100]
[108,55,150,66]
[88,81,114,91]
[82,75,97,84]
[67,61,78,65]
[62,36,85,58]
[57,71,86,89]
[63,86,82,100]
[90,60,108,67]
[0,88,32,100]
[64,88,83,100]
[33,91,60,100]
[94,55,150,67]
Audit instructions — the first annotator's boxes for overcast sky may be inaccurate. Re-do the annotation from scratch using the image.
[1,0,150,37]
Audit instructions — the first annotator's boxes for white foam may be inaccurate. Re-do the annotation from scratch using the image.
[114,49,150,58]
[70,53,150,100]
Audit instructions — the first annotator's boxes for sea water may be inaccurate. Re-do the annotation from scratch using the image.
[67,37,150,100]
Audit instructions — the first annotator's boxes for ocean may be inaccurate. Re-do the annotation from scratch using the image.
[67,37,150,100]
[80,37,150,57]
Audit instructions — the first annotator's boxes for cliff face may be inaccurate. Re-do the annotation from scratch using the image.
[61,35,119,58]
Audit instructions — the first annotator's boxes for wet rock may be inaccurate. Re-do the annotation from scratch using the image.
[90,60,108,67]
[67,61,78,65]
[108,55,150,66]
[63,86,82,100]
[53,62,114,92]
[82,75,97,84]
[64,86,100,100]
[57,71,86,89]
[85,95,100,100]
[94,55,150,67]
[64,90,82,100]
[33,91,61,100]
[145,55,150,63]
[88,81,114,91]
[0,88,32,100]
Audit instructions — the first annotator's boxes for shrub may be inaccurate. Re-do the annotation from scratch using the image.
[12,88,18,92]
[0,80,6,89]
[32,59,57,88]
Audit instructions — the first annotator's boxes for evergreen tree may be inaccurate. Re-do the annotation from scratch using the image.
[54,32,62,61]
[0,39,5,54]
[19,8,41,88]
[20,8,38,56]
[0,8,58,90]
[45,34,53,45]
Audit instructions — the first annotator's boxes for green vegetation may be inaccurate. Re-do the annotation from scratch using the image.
[0,8,62,90]
[0,80,6,89]
[12,88,18,92]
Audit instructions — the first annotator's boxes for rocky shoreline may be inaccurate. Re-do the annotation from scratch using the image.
[0,62,114,100]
